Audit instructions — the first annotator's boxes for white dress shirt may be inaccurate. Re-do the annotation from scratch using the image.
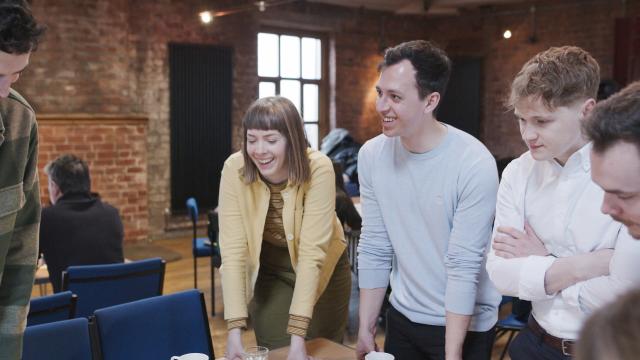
[486,143,640,339]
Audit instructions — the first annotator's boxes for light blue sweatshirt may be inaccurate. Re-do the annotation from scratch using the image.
[357,125,501,331]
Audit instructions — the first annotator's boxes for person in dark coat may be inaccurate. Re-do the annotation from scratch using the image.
[332,161,361,230]
[40,154,124,292]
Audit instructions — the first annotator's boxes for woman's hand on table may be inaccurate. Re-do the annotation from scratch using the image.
[287,334,314,360]
[225,328,244,360]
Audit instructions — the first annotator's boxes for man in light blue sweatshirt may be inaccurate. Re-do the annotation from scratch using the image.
[356,40,501,360]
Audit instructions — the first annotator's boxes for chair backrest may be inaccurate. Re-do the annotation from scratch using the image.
[186,197,199,241]
[23,317,93,360]
[27,291,78,326]
[94,289,214,360]
[62,257,166,317]
[186,197,199,223]
[500,295,513,308]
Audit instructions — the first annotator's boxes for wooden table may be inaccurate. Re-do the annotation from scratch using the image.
[268,338,354,360]
[34,264,50,295]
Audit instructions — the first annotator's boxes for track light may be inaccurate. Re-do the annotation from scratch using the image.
[199,11,213,24]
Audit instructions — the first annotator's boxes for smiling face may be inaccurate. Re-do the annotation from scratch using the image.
[591,141,640,239]
[514,96,593,165]
[0,50,30,98]
[375,59,432,140]
[246,129,288,184]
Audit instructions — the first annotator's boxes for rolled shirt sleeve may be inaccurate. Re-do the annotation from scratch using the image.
[561,228,640,313]
[486,159,557,301]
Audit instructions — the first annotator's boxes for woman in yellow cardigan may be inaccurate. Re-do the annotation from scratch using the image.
[219,96,351,360]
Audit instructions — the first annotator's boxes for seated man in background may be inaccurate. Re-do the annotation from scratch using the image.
[487,46,640,360]
[40,154,124,292]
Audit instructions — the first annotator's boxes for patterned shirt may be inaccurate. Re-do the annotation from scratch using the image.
[0,89,41,359]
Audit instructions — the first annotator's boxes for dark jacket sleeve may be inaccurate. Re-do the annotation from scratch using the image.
[336,190,361,230]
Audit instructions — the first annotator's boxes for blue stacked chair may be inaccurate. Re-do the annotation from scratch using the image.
[494,296,527,360]
[27,290,78,326]
[93,289,214,360]
[22,317,93,360]
[186,197,220,315]
[61,257,165,317]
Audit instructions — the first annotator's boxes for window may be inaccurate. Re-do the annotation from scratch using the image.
[257,31,324,149]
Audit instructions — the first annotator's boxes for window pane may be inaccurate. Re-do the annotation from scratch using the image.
[258,33,279,77]
[303,84,318,121]
[302,37,321,80]
[259,82,276,98]
[280,80,301,113]
[280,35,300,78]
[304,123,319,150]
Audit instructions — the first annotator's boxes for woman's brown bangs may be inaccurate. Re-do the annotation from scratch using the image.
[243,105,288,135]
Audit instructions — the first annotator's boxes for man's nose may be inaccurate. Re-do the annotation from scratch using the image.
[376,96,389,114]
[521,123,537,141]
[601,193,620,216]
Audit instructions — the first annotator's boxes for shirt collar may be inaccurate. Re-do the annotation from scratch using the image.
[561,142,592,173]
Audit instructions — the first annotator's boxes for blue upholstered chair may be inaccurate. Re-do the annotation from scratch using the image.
[22,317,93,360]
[93,289,214,360]
[61,257,165,317]
[186,197,220,315]
[494,296,527,360]
[27,290,78,326]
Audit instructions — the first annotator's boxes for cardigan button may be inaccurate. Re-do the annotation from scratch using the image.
[286,234,294,241]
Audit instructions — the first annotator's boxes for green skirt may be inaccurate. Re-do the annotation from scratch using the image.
[249,240,351,349]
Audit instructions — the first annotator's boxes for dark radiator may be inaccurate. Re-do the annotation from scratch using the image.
[169,43,232,213]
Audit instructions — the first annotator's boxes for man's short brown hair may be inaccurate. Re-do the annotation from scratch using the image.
[379,40,452,101]
[508,46,600,109]
[584,81,640,154]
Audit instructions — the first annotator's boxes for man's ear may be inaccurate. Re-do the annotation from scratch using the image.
[49,180,62,202]
[581,98,597,118]
[424,92,441,114]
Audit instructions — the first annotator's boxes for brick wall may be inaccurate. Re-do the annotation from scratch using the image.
[37,115,148,242]
[13,0,640,240]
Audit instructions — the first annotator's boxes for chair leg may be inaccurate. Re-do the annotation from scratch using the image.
[194,256,198,289]
[210,255,215,317]
[499,331,517,360]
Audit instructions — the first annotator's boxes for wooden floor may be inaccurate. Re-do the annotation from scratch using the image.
[31,236,512,359]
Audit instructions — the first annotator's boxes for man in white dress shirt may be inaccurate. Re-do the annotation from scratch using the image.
[584,81,640,240]
[486,46,640,359]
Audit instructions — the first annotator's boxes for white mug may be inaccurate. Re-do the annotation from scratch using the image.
[170,353,209,360]
[365,351,395,360]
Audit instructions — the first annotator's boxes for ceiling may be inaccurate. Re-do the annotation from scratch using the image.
[306,0,529,16]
